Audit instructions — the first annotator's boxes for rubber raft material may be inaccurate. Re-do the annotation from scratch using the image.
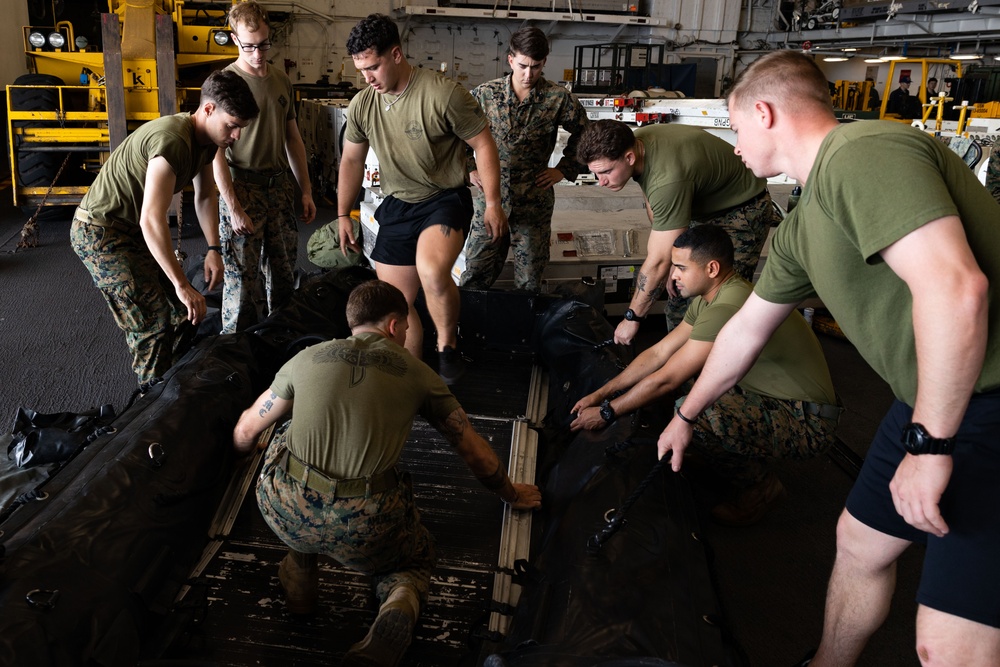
[0,268,371,667]
[487,299,743,667]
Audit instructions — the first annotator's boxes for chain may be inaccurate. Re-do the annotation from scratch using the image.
[15,152,73,251]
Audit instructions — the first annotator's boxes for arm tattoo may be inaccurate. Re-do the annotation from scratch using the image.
[476,461,510,491]
[257,392,278,419]
[436,409,468,446]
[635,271,665,302]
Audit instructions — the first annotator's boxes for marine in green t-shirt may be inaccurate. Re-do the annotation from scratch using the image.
[213,1,318,335]
[70,70,259,384]
[337,14,506,384]
[233,279,542,664]
[571,225,837,524]
[578,119,780,341]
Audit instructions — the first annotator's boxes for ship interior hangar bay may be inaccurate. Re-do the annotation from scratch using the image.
[0,0,997,666]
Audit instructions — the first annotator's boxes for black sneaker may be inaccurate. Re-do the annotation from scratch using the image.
[438,346,466,384]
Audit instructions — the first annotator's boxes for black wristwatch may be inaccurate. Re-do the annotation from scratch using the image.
[901,422,955,455]
[624,308,645,322]
[599,399,616,423]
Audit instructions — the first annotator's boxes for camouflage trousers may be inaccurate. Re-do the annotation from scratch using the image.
[219,176,299,334]
[987,148,1000,205]
[664,189,780,327]
[256,428,436,606]
[461,185,554,291]
[70,213,195,384]
[678,385,840,487]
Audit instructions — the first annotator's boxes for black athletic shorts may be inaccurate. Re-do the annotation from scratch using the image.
[845,387,1000,628]
[371,187,473,266]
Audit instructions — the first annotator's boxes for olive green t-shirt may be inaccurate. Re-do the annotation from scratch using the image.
[223,63,295,172]
[81,113,215,226]
[685,274,836,404]
[634,124,764,231]
[345,67,487,202]
[755,121,1000,404]
[271,332,461,479]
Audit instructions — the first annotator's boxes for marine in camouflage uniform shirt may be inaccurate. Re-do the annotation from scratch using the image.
[461,76,588,291]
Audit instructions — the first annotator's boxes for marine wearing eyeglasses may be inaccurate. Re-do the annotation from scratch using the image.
[213,1,317,335]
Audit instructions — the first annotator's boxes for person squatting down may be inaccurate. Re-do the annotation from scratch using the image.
[459,26,589,292]
[336,13,507,384]
[233,279,542,666]
[570,225,840,525]
[71,70,259,386]
[657,51,1000,666]
[577,119,780,342]
[214,0,317,334]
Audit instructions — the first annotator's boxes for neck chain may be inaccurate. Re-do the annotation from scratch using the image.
[383,70,414,111]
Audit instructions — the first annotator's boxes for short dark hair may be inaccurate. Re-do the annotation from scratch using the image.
[509,26,549,61]
[928,77,938,84]
[674,224,734,269]
[200,69,259,122]
[346,14,400,57]
[346,280,409,328]
[577,119,635,165]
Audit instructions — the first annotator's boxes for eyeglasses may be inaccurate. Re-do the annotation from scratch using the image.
[232,35,272,53]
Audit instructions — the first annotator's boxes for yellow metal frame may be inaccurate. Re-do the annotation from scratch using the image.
[880,58,964,123]
[9,1,239,207]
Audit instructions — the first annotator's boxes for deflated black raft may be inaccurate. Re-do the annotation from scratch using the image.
[0,273,742,666]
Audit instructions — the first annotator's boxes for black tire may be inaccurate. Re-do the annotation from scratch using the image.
[806,16,818,29]
[10,73,85,219]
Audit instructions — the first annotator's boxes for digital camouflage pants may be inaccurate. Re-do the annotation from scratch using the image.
[461,183,554,292]
[71,214,195,384]
[678,386,840,487]
[256,428,436,606]
[664,190,781,327]
[219,177,299,334]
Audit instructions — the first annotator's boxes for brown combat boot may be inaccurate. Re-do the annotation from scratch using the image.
[711,472,787,526]
[343,584,420,667]
[278,549,318,615]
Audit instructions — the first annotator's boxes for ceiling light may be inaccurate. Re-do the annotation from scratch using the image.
[842,48,858,52]
[952,53,982,60]
[864,58,886,63]
[882,55,906,61]
[823,56,849,62]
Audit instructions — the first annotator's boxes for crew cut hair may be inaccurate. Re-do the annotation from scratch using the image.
[728,50,833,116]
[674,224,734,269]
[577,119,636,165]
[346,280,409,328]
[228,1,270,33]
[508,26,549,61]
[347,14,401,57]
[201,69,260,122]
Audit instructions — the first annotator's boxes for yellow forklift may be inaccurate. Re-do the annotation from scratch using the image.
[6,0,238,211]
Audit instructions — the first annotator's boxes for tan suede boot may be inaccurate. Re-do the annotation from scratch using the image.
[278,549,318,615]
[343,584,420,667]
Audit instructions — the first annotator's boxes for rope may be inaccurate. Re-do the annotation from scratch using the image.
[587,455,669,555]
[16,152,73,250]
